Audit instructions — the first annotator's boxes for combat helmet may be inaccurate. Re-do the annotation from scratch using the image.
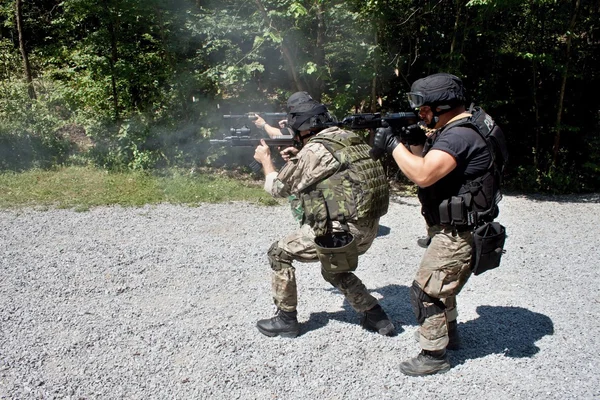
[287,91,314,112]
[287,100,336,140]
[406,73,466,111]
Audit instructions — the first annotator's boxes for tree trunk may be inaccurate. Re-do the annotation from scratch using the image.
[254,0,305,92]
[449,0,462,55]
[532,59,541,171]
[314,0,326,101]
[552,0,581,167]
[370,27,379,113]
[102,0,120,121]
[15,0,36,100]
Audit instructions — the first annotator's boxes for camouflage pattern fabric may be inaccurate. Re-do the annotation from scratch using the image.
[272,218,380,313]
[311,128,389,220]
[269,137,341,198]
[414,225,473,351]
[269,127,388,234]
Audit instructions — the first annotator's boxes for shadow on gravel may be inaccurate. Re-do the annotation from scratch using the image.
[451,305,554,365]
[301,284,413,336]
[377,225,391,237]
[302,285,554,366]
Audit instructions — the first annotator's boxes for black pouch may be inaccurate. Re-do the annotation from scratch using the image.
[471,222,506,275]
[450,196,467,224]
[439,199,451,225]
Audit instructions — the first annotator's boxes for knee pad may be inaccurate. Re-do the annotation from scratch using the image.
[409,281,446,324]
[267,241,293,271]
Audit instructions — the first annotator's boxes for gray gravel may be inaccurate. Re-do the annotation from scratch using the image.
[1,194,599,399]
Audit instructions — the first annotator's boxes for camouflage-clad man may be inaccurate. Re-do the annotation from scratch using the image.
[252,97,395,338]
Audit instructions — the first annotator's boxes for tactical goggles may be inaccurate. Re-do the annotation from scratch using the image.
[406,92,426,109]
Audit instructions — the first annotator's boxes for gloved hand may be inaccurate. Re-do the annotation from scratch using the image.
[400,124,427,146]
[373,126,402,155]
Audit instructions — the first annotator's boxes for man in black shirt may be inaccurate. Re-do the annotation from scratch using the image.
[373,73,494,376]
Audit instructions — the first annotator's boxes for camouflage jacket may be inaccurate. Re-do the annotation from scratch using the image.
[267,127,341,198]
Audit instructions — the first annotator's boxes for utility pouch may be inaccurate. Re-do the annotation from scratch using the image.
[303,191,329,237]
[314,232,358,273]
[471,222,506,276]
[450,196,467,225]
[439,199,451,225]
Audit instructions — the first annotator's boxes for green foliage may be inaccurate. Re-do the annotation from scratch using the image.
[0,80,72,170]
[0,0,598,194]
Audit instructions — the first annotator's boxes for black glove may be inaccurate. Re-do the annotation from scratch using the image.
[400,124,427,146]
[371,126,401,160]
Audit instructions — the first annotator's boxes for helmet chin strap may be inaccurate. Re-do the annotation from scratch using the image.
[428,104,452,129]
[427,116,439,129]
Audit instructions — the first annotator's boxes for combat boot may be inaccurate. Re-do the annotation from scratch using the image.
[256,309,299,338]
[399,350,451,376]
[361,304,395,336]
[413,321,460,350]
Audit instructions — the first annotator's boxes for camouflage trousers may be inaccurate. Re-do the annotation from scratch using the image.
[271,218,380,313]
[414,224,473,351]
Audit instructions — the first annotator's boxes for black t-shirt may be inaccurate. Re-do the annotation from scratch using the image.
[431,125,490,179]
[418,124,491,224]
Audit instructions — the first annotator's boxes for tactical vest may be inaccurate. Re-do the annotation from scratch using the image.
[300,128,389,234]
[419,106,508,228]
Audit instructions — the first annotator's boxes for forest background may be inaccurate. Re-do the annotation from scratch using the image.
[1,0,598,194]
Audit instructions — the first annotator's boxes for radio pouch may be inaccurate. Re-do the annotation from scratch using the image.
[471,221,506,275]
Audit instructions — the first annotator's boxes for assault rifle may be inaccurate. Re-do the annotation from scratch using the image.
[210,131,298,173]
[340,112,426,160]
[210,133,296,148]
[341,112,418,131]
[223,112,288,122]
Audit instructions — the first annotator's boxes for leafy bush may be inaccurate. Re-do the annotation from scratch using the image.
[0,81,72,170]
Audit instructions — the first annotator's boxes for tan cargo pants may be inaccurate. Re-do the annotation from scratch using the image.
[414,225,473,351]
[271,218,380,313]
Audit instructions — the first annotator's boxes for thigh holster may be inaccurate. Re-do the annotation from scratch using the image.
[267,241,293,271]
[409,281,446,324]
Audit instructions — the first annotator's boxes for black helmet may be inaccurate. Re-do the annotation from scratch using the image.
[287,91,314,112]
[407,73,466,110]
[287,101,334,133]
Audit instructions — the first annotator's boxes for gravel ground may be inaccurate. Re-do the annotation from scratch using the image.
[1,193,599,399]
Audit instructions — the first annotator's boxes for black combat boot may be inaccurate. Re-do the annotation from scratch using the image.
[256,309,300,338]
[399,349,451,376]
[413,321,460,350]
[361,304,395,336]
[417,236,431,248]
